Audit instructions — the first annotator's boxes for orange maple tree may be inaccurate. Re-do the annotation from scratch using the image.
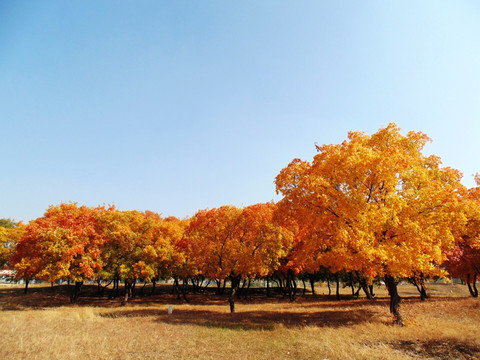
[275,123,468,324]
[184,203,293,312]
[11,203,102,300]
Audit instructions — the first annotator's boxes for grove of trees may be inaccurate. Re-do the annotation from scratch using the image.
[3,123,480,325]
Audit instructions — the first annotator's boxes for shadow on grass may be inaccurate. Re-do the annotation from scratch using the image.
[0,284,474,313]
[100,307,380,330]
[387,338,480,360]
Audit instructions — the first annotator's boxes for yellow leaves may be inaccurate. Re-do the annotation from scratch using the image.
[276,122,469,278]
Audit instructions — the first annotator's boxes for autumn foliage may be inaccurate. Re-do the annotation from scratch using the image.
[8,123,480,322]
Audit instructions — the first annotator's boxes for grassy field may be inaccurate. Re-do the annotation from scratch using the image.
[0,281,479,360]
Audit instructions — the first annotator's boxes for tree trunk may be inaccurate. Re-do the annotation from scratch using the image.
[24,279,30,294]
[266,277,271,297]
[191,278,198,294]
[309,275,316,295]
[238,279,247,299]
[291,275,297,301]
[354,285,361,299]
[173,277,181,299]
[181,278,189,302]
[121,281,131,306]
[228,276,240,313]
[467,274,478,298]
[335,274,340,300]
[244,279,251,300]
[70,281,83,304]
[150,280,156,296]
[285,270,296,301]
[98,280,112,296]
[277,277,284,297]
[109,276,119,299]
[139,281,147,297]
[327,278,331,296]
[349,273,356,295]
[384,275,404,326]
[410,276,429,301]
[356,272,374,299]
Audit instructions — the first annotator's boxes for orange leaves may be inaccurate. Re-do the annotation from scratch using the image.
[275,123,469,279]
[0,221,24,269]
[11,204,186,284]
[184,203,293,281]
[11,204,103,282]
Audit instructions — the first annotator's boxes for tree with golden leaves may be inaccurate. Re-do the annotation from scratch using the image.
[275,123,467,325]
[0,219,25,271]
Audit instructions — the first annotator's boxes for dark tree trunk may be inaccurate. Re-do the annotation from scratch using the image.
[238,279,248,299]
[384,275,404,326]
[150,280,156,296]
[109,276,120,299]
[191,278,198,294]
[98,280,113,296]
[327,278,331,296]
[114,278,120,299]
[222,278,227,295]
[309,275,316,295]
[243,279,251,300]
[291,275,297,301]
[349,273,356,295]
[354,285,361,299]
[24,279,30,294]
[266,277,271,297]
[70,281,83,304]
[335,274,340,300]
[139,281,147,297]
[228,276,241,313]
[173,277,181,299]
[410,276,429,301]
[467,274,478,298]
[356,272,374,299]
[277,277,284,297]
[285,270,297,301]
[121,281,132,306]
[181,278,189,302]
[202,279,211,291]
[131,280,137,298]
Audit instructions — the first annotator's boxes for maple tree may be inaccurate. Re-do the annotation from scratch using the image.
[184,205,244,311]
[95,209,160,305]
[184,203,292,312]
[11,203,102,300]
[444,174,480,297]
[275,123,468,324]
[0,219,25,270]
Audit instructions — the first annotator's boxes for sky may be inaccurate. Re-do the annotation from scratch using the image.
[1,1,479,223]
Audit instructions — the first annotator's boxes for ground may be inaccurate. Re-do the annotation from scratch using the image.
[0,281,479,359]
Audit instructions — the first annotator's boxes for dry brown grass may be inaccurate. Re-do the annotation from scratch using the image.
[0,282,479,360]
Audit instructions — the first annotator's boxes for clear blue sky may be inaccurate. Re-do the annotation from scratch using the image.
[1,1,479,223]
